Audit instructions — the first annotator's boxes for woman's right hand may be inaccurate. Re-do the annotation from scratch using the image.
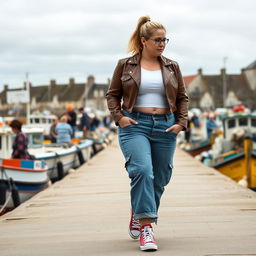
[118,116,138,128]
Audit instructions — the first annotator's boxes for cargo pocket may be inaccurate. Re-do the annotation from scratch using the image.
[165,163,173,186]
[124,155,131,171]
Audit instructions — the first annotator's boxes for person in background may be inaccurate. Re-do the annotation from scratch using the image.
[9,119,31,159]
[206,113,218,139]
[66,104,77,138]
[103,115,112,128]
[49,119,58,143]
[55,115,72,145]
[90,115,100,132]
[106,16,188,251]
[78,107,91,137]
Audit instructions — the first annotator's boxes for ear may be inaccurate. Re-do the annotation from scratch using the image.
[140,36,146,45]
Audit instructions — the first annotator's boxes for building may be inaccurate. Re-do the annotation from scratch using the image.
[184,60,256,110]
[0,75,109,117]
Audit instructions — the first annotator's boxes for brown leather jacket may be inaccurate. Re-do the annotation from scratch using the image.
[106,53,189,129]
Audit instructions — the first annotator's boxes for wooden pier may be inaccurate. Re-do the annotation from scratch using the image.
[1,136,256,256]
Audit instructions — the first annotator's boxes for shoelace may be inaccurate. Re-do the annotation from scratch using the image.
[141,226,154,243]
[132,216,140,229]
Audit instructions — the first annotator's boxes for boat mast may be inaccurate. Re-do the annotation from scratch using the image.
[26,72,30,125]
[222,57,228,107]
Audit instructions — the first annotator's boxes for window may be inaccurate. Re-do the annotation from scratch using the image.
[99,90,104,97]
[94,90,99,97]
[239,118,247,126]
[228,119,235,129]
[35,118,40,124]
[251,118,256,127]
[28,133,43,148]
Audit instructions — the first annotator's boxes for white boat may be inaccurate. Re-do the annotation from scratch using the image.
[0,158,49,213]
[25,114,57,136]
[0,126,94,182]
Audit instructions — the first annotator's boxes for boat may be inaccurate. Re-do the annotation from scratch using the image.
[183,138,212,157]
[27,113,57,136]
[0,158,49,214]
[199,113,256,190]
[0,126,94,182]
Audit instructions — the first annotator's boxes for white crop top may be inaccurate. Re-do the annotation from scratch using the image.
[134,68,169,108]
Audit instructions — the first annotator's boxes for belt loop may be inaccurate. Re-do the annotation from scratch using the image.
[136,111,140,120]
[165,114,168,122]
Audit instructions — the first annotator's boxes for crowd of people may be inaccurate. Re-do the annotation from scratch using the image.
[49,105,113,144]
[9,105,113,159]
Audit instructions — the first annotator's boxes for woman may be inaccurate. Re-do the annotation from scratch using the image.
[106,16,188,251]
[55,115,73,145]
[10,119,31,159]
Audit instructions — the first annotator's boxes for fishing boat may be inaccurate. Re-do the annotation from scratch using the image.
[28,113,57,136]
[0,126,94,182]
[200,113,256,190]
[0,158,49,214]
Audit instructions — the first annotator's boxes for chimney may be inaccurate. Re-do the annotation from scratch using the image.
[220,68,226,77]
[23,81,32,89]
[4,84,8,91]
[86,75,95,92]
[69,78,75,87]
[197,68,203,75]
[50,79,56,87]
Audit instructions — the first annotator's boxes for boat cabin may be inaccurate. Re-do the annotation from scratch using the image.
[222,114,256,141]
[0,127,44,159]
[28,114,57,135]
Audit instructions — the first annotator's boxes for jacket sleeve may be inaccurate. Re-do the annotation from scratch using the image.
[174,62,189,130]
[105,60,124,125]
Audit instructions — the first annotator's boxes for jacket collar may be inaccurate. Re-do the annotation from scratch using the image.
[128,53,172,67]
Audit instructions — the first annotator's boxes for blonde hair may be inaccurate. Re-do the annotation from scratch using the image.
[127,16,166,54]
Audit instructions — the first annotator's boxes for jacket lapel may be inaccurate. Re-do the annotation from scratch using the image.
[128,54,141,89]
[159,56,175,87]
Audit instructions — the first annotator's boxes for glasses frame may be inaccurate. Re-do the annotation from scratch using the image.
[148,37,169,45]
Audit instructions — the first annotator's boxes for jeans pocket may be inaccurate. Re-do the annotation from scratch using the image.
[124,155,131,170]
[121,123,133,129]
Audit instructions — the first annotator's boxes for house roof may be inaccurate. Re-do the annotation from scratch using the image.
[202,73,253,107]
[244,60,256,70]
[183,75,198,86]
[87,83,108,99]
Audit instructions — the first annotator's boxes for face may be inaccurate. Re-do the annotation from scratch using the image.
[11,127,19,134]
[141,29,168,57]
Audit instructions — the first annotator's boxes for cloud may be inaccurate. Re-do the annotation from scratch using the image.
[0,0,255,90]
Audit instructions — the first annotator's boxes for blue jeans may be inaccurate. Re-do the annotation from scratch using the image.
[118,110,177,223]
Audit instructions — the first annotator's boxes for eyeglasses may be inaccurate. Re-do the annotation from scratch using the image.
[148,37,169,45]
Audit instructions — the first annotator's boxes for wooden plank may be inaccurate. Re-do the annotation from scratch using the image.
[0,137,256,256]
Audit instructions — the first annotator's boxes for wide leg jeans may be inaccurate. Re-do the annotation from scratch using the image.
[118,110,177,223]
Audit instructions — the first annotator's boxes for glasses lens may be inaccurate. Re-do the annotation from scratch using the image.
[152,38,169,44]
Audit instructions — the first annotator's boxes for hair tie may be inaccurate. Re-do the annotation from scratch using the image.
[144,19,151,24]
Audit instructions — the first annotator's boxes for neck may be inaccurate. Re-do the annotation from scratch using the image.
[141,50,158,62]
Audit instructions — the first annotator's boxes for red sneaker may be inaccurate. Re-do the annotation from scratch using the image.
[128,211,140,239]
[140,224,158,251]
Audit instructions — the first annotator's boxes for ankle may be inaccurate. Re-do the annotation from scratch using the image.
[139,218,151,226]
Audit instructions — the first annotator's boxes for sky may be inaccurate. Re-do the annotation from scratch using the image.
[0,0,255,91]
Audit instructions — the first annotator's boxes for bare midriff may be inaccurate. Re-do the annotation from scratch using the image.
[133,107,170,115]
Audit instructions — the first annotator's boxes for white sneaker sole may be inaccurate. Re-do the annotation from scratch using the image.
[128,227,140,239]
[140,243,158,251]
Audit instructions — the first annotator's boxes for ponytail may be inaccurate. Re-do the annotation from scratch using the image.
[127,16,166,54]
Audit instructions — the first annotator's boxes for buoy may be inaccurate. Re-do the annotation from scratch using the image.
[57,161,64,180]
[77,149,85,165]
[10,178,20,208]
[0,179,6,205]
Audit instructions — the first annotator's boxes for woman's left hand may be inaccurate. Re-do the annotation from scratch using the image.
[165,124,183,134]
